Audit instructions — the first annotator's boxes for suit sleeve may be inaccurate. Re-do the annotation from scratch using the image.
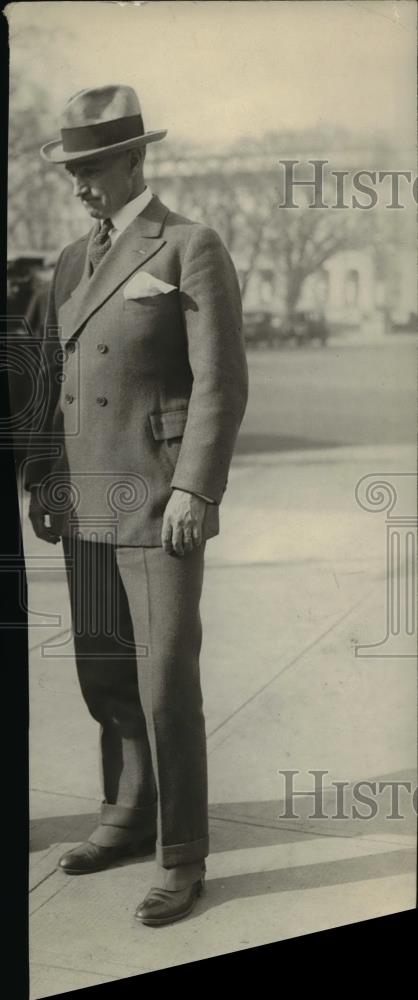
[171,225,249,504]
[23,251,66,492]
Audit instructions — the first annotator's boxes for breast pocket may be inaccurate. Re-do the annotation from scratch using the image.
[123,296,161,311]
[123,290,177,313]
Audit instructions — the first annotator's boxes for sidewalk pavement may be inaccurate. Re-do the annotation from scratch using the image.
[26,442,416,999]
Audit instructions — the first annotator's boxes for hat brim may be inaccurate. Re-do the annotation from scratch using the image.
[40,130,167,164]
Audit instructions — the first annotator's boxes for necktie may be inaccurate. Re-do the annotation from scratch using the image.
[88,217,113,274]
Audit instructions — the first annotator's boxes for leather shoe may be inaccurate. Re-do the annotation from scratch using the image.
[58,836,155,875]
[134,877,205,926]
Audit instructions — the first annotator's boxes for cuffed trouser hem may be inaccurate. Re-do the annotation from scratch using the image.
[88,801,157,848]
[155,835,209,868]
[152,859,206,889]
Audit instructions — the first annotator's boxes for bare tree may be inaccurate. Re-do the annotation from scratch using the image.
[150,148,376,317]
[8,19,86,253]
[8,37,388,313]
[266,204,374,319]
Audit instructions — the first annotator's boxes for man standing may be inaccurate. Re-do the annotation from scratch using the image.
[26,85,248,926]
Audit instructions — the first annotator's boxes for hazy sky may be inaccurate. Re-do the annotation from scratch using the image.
[7,0,417,149]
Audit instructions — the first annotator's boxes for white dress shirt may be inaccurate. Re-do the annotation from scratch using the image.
[109,186,154,243]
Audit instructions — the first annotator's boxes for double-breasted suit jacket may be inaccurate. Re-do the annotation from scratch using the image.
[25,194,249,546]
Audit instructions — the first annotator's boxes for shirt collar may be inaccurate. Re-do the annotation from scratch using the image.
[111,186,153,235]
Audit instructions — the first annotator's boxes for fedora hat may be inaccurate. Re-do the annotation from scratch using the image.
[40,85,167,164]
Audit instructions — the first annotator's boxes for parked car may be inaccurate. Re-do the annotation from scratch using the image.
[7,252,48,328]
[243,310,294,349]
[244,310,275,349]
[7,252,54,467]
[391,311,417,334]
[286,310,330,347]
[244,308,329,349]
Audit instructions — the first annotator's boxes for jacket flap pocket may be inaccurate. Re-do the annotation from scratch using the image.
[149,408,188,440]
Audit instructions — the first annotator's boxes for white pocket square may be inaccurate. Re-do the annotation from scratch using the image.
[123,272,177,299]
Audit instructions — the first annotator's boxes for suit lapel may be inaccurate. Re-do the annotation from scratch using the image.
[57,233,92,342]
[62,195,170,341]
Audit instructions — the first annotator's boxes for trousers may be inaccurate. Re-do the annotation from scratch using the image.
[61,535,209,869]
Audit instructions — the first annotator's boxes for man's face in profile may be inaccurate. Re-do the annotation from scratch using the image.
[65,151,136,219]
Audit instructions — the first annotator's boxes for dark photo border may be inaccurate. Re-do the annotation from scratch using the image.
[1,4,416,999]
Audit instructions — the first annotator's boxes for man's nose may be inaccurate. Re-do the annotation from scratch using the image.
[73,176,89,197]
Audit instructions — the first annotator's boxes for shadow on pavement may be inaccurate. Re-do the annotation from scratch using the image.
[31,768,416,854]
[197,847,415,915]
[210,769,417,840]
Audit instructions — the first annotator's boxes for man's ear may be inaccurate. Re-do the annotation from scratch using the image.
[130,147,146,173]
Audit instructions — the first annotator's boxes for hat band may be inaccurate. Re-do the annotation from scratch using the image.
[61,114,144,152]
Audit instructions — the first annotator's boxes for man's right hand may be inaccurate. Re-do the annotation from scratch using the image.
[28,488,61,544]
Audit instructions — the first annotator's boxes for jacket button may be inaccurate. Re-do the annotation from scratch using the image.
[65,393,74,404]
[96,396,108,406]
[97,343,108,354]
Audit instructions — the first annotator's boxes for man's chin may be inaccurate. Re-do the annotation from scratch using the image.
[83,203,105,219]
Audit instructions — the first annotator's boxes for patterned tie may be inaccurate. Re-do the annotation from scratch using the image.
[88,217,113,274]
